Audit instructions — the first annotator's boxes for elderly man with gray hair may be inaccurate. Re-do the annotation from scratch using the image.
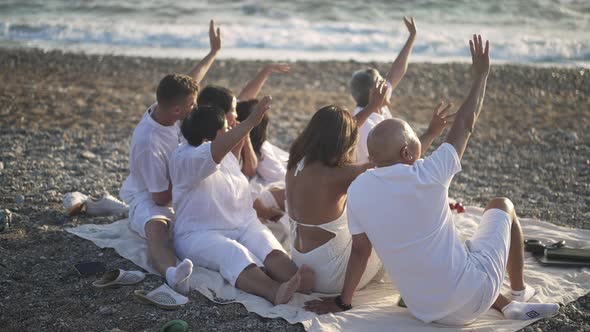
[350,17,447,162]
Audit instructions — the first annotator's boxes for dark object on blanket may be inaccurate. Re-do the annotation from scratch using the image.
[524,239,590,267]
[524,239,565,254]
[448,202,465,213]
[397,297,407,308]
[74,261,107,276]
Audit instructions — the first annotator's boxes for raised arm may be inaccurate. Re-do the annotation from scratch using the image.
[238,63,291,101]
[385,17,417,90]
[211,96,271,164]
[187,20,222,85]
[354,80,389,126]
[445,35,490,160]
[240,134,258,177]
[419,101,456,155]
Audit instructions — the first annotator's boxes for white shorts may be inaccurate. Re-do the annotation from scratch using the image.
[436,208,512,326]
[174,221,285,286]
[127,197,174,239]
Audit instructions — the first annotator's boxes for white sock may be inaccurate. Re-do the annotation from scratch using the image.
[511,284,535,302]
[501,301,559,320]
[165,259,193,295]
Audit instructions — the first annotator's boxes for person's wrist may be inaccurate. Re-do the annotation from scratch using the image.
[335,295,353,311]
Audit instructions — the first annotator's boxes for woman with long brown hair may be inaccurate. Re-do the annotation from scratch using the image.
[285,81,389,293]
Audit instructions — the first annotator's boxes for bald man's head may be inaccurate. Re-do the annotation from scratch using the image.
[367,118,421,166]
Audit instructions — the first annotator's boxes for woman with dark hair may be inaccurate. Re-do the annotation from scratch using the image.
[285,80,394,293]
[169,98,313,305]
[237,98,290,245]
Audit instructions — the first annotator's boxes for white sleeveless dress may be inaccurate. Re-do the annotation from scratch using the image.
[289,159,383,294]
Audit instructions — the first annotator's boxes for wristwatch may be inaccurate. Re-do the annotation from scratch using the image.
[334,295,353,311]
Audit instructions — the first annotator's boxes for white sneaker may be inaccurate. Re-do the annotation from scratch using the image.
[85,193,128,216]
[63,192,89,216]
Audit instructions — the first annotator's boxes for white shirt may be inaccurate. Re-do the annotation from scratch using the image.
[120,103,182,203]
[353,106,393,163]
[256,141,288,184]
[170,142,258,236]
[347,143,483,323]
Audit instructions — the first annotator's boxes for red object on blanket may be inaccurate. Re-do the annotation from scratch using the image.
[449,202,465,213]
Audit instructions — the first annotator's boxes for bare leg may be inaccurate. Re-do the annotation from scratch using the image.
[264,250,315,294]
[485,197,525,311]
[235,264,301,305]
[145,219,177,275]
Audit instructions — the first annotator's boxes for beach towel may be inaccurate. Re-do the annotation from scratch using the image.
[67,205,590,332]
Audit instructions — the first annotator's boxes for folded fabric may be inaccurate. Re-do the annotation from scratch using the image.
[68,206,590,332]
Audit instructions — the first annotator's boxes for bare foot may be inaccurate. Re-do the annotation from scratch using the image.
[274,269,301,305]
[298,264,315,294]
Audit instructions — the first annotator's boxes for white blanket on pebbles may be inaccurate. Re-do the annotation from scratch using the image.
[67,205,590,332]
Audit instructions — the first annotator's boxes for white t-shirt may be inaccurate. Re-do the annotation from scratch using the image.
[353,106,393,163]
[256,141,288,184]
[120,103,182,203]
[170,142,258,236]
[347,143,484,323]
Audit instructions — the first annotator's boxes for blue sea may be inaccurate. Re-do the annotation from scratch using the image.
[1,0,589,67]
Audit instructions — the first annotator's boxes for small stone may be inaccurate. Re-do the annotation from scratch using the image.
[0,161,4,170]
[15,195,25,204]
[81,151,97,160]
[0,209,11,232]
[98,306,115,316]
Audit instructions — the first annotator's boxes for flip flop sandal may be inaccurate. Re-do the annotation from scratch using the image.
[160,319,188,332]
[92,269,145,289]
[133,284,189,310]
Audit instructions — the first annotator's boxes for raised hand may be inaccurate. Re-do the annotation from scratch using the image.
[209,19,221,54]
[263,63,292,74]
[427,101,456,136]
[368,79,390,110]
[469,34,490,78]
[403,16,417,36]
[248,95,272,125]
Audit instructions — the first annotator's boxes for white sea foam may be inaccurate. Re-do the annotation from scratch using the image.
[0,1,589,67]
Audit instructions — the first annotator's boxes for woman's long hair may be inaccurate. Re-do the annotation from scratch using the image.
[288,105,358,170]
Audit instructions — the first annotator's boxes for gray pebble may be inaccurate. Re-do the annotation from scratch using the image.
[81,151,97,160]
[15,195,25,204]
[98,306,115,316]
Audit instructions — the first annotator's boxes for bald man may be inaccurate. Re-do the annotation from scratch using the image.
[305,35,559,325]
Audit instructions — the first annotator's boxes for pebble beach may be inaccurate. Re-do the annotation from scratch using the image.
[0,47,588,331]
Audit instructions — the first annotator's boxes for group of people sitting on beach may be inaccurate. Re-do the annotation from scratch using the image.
[67,18,560,325]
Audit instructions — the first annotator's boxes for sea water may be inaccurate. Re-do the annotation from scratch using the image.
[0,0,588,67]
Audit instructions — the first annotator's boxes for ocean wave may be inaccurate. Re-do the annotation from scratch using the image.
[0,17,588,67]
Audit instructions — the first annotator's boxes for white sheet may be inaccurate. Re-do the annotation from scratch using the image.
[67,206,590,332]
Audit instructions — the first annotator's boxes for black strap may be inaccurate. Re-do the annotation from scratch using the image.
[335,295,353,311]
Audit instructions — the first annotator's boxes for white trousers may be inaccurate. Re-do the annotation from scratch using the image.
[174,221,285,286]
[435,208,512,326]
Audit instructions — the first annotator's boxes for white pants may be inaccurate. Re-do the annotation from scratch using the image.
[435,208,512,325]
[174,221,285,286]
[126,194,174,239]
